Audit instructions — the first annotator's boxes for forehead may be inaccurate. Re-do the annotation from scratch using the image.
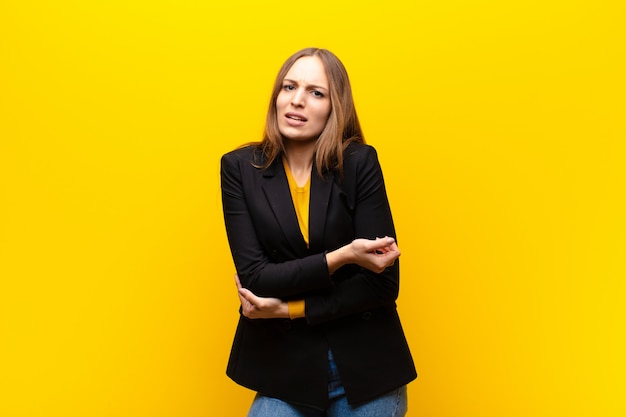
[284,56,329,87]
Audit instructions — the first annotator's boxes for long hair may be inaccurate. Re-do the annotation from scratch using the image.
[257,48,364,176]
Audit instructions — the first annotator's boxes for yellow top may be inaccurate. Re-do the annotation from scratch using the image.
[282,159,310,319]
[282,159,310,246]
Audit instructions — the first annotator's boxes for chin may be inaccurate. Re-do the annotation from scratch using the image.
[284,136,317,143]
[280,130,316,142]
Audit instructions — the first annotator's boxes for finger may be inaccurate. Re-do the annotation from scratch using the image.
[371,238,396,254]
[241,300,256,318]
[234,273,242,290]
[237,291,252,312]
[236,287,248,303]
[377,249,400,266]
[239,288,260,306]
[378,241,399,255]
[372,236,395,249]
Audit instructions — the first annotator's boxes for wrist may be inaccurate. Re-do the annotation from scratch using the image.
[280,301,290,319]
[326,244,352,274]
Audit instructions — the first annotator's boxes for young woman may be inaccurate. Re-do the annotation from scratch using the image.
[221,48,416,416]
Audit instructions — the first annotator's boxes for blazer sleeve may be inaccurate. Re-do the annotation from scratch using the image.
[221,151,332,298]
[304,145,402,325]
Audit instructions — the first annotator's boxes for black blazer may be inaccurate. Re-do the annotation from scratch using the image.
[221,142,416,408]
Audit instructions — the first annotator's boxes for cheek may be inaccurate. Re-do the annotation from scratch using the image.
[275,93,288,110]
[319,105,331,124]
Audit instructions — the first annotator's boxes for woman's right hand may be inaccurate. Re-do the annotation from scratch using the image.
[235,274,290,319]
[326,236,400,274]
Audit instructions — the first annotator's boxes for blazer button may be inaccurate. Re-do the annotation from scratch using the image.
[362,312,372,321]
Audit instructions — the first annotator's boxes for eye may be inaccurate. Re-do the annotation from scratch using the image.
[283,84,296,91]
[311,90,325,98]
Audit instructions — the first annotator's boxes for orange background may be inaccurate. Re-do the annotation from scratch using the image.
[1,1,624,416]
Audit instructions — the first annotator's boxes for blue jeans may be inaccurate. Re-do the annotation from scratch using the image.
[246,351,408,417]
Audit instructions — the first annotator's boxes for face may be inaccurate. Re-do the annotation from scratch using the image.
[276,56,331,143]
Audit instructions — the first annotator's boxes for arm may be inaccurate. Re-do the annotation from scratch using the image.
[232,146,403,324]
[235,237,401,320]
[304,145,402,325]
[221,150,331,298]
[235,273,290,319]
[326,237,400,274]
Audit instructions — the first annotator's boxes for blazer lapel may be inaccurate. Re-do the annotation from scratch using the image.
[262,159,308,256]
[309,167,334,253]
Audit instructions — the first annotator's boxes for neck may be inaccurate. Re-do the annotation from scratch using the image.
[283,140,315,184]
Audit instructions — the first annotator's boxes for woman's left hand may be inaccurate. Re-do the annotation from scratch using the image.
[234,274,290,319]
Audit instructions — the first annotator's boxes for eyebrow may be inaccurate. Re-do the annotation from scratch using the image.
[283,78,329,92]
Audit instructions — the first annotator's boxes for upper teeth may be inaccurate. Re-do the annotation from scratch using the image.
[288,115,304,121]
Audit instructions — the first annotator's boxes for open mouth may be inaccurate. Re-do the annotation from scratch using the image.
[285,113,307,122]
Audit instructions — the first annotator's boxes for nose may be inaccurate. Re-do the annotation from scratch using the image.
[291,88,305,107]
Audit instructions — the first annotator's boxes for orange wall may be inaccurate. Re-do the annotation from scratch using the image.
[1,1,624,416]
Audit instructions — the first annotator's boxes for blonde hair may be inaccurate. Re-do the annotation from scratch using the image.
[257,48,364,176]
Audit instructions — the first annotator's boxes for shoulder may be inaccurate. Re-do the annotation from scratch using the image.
[221,145,266,170]
[222,144,261,163]
[343,142,381,171]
